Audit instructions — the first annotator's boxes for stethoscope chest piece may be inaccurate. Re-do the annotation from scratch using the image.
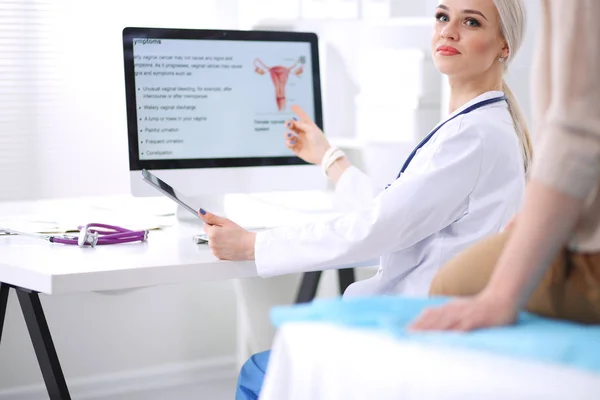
[78,228,100,247]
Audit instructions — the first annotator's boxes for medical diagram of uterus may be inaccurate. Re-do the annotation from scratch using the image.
[254,57,304,111]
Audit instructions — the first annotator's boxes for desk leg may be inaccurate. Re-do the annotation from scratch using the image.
[16,288,71,400]
[295,271,322,304]
[295,269,356,304]
[337,268,356,294]
[0,283,8,345]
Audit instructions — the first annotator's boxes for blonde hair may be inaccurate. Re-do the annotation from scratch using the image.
[493,0,533,173]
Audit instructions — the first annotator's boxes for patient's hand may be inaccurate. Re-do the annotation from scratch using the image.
[408,292,518,332]
[198,210,256,261]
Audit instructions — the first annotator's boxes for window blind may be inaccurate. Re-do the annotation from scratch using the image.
[0,0,57,201]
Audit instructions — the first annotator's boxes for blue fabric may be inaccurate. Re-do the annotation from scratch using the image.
[236,350,272,400]
[270,296,600,374]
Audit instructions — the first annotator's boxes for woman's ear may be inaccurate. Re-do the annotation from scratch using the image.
[501,41,510,60]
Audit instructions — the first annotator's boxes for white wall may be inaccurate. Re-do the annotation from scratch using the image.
[0,0,541,397]
[1,0,246,397]
[32,0,223,199]
[0,282,238,388]
[504,0,540,132]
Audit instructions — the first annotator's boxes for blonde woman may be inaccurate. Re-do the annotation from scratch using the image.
[197,0,532,398]
[412,0,600,330]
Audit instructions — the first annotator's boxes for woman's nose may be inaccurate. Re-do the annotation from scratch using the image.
[440,23,459,40]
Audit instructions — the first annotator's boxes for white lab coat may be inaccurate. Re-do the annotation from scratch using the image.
[255,91,526,297]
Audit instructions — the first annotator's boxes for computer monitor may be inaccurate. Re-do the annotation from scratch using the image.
[122,27,326,216]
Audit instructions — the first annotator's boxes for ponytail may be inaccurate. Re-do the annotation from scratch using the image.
[493,0,531,173]
[502,80,533,174]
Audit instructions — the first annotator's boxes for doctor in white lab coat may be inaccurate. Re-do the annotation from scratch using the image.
[205,90,525,295]
[199,0,531,398]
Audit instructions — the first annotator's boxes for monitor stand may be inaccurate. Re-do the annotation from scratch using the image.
[175,194,226,224]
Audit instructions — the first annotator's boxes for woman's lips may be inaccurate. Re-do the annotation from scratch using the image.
[436,45,461,56]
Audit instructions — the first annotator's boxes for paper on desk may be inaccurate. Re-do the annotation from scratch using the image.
[224,191,344,230]
[0,214,174,234]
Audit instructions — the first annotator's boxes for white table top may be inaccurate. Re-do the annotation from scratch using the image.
[0,196,259,295]
[0,192,342,295]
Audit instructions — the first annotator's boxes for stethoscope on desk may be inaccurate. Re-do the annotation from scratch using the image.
[0,223,148,247]
[386,95,507,188]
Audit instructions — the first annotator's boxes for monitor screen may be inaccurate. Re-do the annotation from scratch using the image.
[123,28,323,171]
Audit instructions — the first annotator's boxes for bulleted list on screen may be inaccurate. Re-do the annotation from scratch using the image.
[134,54,238,159]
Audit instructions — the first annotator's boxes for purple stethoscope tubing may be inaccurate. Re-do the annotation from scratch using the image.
[76,223,147,246]
[1,223,148,247]
[81,223,146,245]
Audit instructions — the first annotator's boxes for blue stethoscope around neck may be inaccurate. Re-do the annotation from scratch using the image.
[390,95,507,184]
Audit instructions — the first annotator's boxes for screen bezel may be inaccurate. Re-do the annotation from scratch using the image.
[123,27,323,172]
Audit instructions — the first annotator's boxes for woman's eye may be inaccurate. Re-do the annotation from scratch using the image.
[435,13,449,23]
[465,18,481,27]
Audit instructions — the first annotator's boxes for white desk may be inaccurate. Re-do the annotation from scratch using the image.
[0,220,258,295]
[0,197,260,295]
[0,196,260,400]
[0,194,361,400]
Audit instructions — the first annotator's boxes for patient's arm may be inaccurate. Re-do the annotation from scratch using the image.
[409,180,584,332]
[482,180,583,312]
[489,0,600,312]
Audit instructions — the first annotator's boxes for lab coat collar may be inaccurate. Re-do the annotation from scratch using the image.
[429,90,505,134]
[447,90,506,119]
